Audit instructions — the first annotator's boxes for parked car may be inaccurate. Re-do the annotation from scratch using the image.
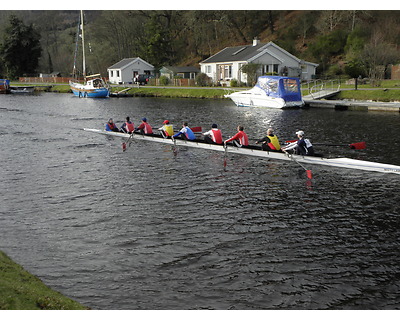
[135,74,154,85]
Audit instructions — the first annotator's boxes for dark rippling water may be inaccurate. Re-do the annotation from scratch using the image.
[1,93,400,310]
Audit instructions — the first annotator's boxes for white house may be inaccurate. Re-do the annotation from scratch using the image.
[107,57,154,84]
[200,40,318,85]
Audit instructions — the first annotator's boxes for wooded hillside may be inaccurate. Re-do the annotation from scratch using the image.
[1,10,400,82]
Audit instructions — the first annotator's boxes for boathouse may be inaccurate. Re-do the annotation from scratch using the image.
[107,57,154,84]
[200,40,318,86]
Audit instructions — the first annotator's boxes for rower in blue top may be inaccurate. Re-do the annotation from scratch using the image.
[282,130,315,156]
[172,122,196,141]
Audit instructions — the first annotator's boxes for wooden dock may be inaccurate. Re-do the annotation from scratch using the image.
[304,99,400,112]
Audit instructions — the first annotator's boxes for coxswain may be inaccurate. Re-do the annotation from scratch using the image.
[172,122,196,141]
[105,118,120,132]
[158,120,174,138]
[282,130,314,156]
[255,127,281,151]
[120,116,135,134]
[224,125,249,147]
[203,124,223,144]
[135,117,153,135]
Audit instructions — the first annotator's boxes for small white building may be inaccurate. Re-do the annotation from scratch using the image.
[107,57,154,84]
[200,40,318,85]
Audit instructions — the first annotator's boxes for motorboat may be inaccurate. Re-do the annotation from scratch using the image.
[225,76,303,108]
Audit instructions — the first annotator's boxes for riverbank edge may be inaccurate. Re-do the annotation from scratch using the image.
[13,83,400,111]
[0,250,88,310]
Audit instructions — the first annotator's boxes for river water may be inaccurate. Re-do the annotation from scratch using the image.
[0,93,399,310]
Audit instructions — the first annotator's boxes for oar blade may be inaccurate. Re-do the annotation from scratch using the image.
[191,126,202,133]
[349,141,366,150]
[306,170,313,179]
[122,142,127,151]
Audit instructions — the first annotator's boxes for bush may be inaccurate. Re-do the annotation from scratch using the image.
[230,79,239,87]
[195,73,212,87]
[159,75,169,86]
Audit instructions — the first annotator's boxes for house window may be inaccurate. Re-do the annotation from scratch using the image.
[117,70,120,77]
[265,64,279,74]
[218,64,232,80]
[206,66,211,73]
[110,70,114,77]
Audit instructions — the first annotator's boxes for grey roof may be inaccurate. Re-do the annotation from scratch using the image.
[201,43,267,63]
[108,58,139,69]
[201,41,318,67]
[162,66,200,73]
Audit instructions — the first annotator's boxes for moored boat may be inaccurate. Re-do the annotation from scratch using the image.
[225,76,304,108]
[10,86,35,94]
[83,128,400,175]
[69,11,109,98]
[69,75,109,98]
[0,79,10,94]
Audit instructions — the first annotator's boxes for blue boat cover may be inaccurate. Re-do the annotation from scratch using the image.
[255,76,302,102]
[0,79,10,85]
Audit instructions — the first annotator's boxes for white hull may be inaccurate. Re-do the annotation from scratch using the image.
[225,88,304,109]
[84,128,400,175]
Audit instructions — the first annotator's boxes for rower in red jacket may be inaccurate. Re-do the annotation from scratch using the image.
[224,125,249,147]
[203,123,223,144]
[135,117,153,135]
[120,116,135,134]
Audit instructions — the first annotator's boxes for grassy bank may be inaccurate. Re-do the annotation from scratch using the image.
[0,251,87,310]
[14,81,400,102]
[337,89,400,102]
[112,86,233,99]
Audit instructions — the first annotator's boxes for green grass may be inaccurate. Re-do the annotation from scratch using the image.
[112,86,233,99]
[338,89,400,102]
[0,251,88,310]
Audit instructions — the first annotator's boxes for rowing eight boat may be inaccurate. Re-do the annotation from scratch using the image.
[83,128,400,175]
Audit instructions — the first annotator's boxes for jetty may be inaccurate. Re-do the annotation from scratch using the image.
[302,80,400,112]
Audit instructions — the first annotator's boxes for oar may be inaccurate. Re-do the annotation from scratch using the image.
[223,144,228,169]
[283,150,312,179]
[122,131,135,151]
[285,140,366,150]
[313,141,366,150]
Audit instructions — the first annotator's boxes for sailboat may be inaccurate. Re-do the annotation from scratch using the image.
[69,11,109,98]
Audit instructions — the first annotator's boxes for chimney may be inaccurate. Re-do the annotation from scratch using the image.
[253,38,260,46]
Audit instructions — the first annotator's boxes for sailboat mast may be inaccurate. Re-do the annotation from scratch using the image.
[81,10,86,80]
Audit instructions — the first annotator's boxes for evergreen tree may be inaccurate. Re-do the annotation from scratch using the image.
[0,15,41,79]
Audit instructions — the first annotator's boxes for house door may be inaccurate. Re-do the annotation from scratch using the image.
[133,71,138,83]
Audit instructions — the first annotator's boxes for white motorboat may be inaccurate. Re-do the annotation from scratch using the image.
[225,76,304,108]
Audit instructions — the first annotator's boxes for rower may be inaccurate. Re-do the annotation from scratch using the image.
[105,118,120,132]
[158,120,174,138]
[282,130,314,156]
[172,122,196,141]
[135,117,153,135]
[120,116,135,134]
[255,127,281,151]
[224,125,249,147]
[203,124,223,144]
